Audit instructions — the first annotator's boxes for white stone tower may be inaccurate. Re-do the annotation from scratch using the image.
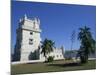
[14,14,41,61]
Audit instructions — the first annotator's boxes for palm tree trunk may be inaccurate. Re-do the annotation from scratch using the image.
[45,55,47,62]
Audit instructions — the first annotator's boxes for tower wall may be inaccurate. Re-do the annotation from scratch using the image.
[20,29,41,61]
[14,15,41,61]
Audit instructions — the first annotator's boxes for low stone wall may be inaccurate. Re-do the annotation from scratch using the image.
[88,58,96,60]
[11,60,44,65]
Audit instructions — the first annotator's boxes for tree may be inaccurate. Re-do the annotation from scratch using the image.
[70,30,76,58]
[41,38,55,62]
[78,26,95,63]
[71,30,76,50]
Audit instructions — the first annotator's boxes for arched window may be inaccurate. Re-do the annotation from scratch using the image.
[57,55,58,58]
[30,32,33,35]
[60,55,62,57]
[29,39,33,45]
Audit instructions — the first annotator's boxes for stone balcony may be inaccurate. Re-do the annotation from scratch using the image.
[21,25,41,33]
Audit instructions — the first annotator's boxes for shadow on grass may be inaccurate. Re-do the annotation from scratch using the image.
[47,62,81,67]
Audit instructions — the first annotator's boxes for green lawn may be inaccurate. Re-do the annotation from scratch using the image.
[11,60,96,75]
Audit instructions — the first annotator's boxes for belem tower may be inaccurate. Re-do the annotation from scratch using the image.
[13,14,64,62]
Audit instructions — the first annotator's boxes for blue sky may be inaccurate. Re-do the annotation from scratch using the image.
[11,1,96,53]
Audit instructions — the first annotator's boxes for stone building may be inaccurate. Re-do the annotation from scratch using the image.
[13,14,64,62]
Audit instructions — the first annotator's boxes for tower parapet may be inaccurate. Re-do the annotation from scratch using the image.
[19,14,41,33]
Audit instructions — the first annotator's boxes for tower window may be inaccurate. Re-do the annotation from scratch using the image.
[30,39,33,41]
[30,32,33,35]
[29,39,33,45]
[57,55,58,57]
[60,55,62,57]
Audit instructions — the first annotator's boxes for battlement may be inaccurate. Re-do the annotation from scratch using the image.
[19,14,40,24]
[19,14,41,32]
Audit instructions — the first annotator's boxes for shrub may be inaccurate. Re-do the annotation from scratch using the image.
[47,56,54,62]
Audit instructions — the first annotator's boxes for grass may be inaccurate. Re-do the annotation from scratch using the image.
[11,60,96,75]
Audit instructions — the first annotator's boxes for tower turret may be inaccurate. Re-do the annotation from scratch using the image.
[34,17,40,29]
[24,14,27,20]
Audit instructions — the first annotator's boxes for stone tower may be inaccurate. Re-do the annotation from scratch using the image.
[14,14,41,61]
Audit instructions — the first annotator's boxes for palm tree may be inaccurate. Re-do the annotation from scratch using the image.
[41,38,55,61]
[78,26,95,63]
